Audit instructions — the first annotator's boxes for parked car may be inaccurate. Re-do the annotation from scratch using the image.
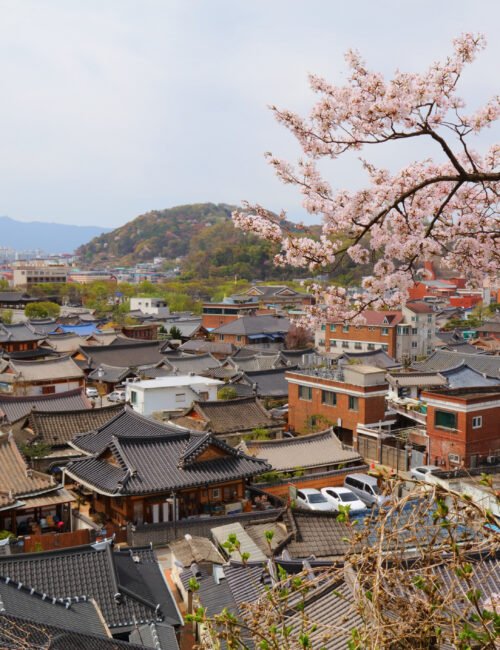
[410,465,440,481]
[295,488,334,512]
[320,486,367,513]
[344,473,388,508]
[85,387,99,398]
[107,390,126,402]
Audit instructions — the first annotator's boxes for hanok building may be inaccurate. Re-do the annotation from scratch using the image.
[0,323,45,357]
[0,356,85,396]
[0,388,90,428]
[211,315,291,347]
[234,284,313,308]
[66,407,269,524]
[286,365,388,446]
[172,396,281,444]
[0,542,183,642]
[0,431,74,536]
[75,340,167,376]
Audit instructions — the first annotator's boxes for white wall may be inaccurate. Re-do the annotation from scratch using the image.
[127,381,220,416]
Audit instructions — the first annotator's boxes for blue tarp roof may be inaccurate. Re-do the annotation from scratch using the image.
[57,324,100,335]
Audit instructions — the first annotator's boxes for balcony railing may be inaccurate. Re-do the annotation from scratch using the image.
[387,398,427,424]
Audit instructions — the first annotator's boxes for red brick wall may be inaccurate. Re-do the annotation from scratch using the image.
[426,402,500,469]
[326,325,397,357]
[287,377,387,434]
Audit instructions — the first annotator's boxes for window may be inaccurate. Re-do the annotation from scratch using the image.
[397,326,409,335]
[349,396,359,411]
[330,340,337,347]
[342,324,349,333]
[175,393,186,403]
[368,326,375,331]
[237,335,242,342]
[411,341,418,348]
[130,390,137,404]
[354,342,362,350]
[329,324,336,332]
[211,488,221,500]
[412,328,418,335]
[299,385,312,401]
[219,334,224,341]
[427,315,433,323]
[342,341,349,349]
[382,344,388,351]
[435,410,457,430]
[321,390,337,406]
[472,416,482,429]
[367,343,375,350]
[321,324,326,331]
[381,327,389,336]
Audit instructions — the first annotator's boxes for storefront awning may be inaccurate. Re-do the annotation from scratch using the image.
[16,488,76,511]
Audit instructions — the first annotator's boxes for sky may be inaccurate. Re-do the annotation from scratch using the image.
[0,0,498,228]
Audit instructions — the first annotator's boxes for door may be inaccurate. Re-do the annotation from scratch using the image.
[152,503,160,523]
[133,500,144,525]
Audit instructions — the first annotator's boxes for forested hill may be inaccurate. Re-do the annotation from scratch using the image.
[77,202,365,283]
[76,202,297,280]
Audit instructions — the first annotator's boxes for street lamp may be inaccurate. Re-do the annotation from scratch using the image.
[97,366,104,408]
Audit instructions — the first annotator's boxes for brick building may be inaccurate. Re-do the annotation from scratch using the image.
[319,302,436,362]
[286,365,388,444]
[421,386,500,469]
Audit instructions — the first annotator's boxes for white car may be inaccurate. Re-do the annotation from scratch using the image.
[410,465,440,481]
[295,488,334,512]
[320,487,367,513]
[85,387,99,398]
[107,390,126,403]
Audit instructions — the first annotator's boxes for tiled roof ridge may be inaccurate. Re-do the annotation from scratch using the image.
[245,428,334,448]
[109,436,137,478]
[9,354,76,368]
[0,575,89,610]
[0,388,85,405]
[29,403,123,420]
[198,395,268,408]
[79,341,162,353]
[243,365,298,377]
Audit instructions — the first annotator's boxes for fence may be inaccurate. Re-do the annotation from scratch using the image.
[127,508,285,547]
[11,529,91,554]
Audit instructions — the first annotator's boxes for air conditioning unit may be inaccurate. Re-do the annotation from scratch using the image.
[448,453,460,464]
[486,455,498,465]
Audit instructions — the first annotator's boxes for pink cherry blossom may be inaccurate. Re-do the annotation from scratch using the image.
[233,33,499,322]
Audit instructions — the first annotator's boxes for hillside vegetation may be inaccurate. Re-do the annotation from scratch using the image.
[77,202,367,283]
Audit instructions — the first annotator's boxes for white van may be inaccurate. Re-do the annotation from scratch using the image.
[344,473,388,507]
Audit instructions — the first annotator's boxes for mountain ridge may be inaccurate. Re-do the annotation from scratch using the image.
[0,216,112,253]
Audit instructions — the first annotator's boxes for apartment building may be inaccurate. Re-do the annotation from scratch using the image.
[320,302,436,363]
[12,265,69,287]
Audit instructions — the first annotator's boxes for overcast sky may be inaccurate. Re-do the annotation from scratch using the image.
[0,0,498,228]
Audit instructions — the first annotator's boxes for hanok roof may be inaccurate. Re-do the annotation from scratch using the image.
[387,371,448,388]
[0,575,108,637]
[77,341,166,371]
[172,397,275,435]
[240,367,295,397]
[241,429,363,472]
[0,432,56,498]
[88,364,135,384]
[0,323,44,344]
[211,521,268,562]
[66,430,269,496]
[413,350,500,379]
[180,340,236,357]
[0,388,90,424]
[26,404,125,447]
[227,353,287,372]
[167,353,221,375]
[129,622,180,650]
[169,535,224,567]
[477,320,500,334]
[440,363,500,388]
[8,355,84,382]
[211,315,291,337]
[71,407,184,455]
[0,613,151,650]
[280,509,353,560]
[166,319,205,338]
[339,348,400,369]
[41,333,88,354]
[0,543,182,632]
